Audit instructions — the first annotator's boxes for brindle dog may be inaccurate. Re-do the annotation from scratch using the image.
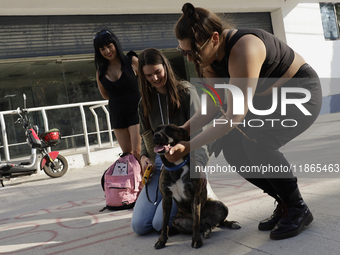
[153,124,241,249]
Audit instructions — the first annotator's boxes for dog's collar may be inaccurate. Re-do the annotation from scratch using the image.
[164,153,190,171]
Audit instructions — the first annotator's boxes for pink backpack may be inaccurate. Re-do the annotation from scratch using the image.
[100,153,142,211]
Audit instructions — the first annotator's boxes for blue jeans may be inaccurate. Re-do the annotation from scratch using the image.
[131,154,178,235]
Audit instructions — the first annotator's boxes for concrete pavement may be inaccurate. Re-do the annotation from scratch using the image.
[0,112,339,255]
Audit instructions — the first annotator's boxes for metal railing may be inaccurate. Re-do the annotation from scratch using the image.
[0,100,114,165]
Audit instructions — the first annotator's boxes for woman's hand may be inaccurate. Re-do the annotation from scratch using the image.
[165,141,190,162]
[140,155,155,175]
[140,155,150,174]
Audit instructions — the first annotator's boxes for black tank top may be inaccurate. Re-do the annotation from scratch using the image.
[210,28,295,93]
[99,51,140,98]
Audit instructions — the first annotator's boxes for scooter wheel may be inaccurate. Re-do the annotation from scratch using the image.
[43,154,68,178]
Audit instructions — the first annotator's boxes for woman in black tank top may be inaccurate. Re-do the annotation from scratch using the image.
[93,30,141,161]
[167,3,322,240]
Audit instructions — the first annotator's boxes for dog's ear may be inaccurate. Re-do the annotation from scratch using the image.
[179,127,189,141]
[154,125,164,133]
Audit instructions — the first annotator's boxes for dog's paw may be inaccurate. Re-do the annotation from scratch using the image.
[203,227,212,239]
[191,238,203,249]
[223,220,241,229]
[154,241,166,249]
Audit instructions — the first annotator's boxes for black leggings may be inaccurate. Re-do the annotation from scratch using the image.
[222,63,322,199]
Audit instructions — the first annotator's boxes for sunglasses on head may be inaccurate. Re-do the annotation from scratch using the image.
[176,37,211,57]
[93,30,111,40]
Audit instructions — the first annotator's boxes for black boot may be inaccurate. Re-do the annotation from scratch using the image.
[270,188,313,240]
[258,201,283,231]
[258,191,283,231]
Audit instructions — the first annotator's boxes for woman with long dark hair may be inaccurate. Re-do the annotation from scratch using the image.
[167,3,322,240]
[93,29,141,160]
[131,48,208,235]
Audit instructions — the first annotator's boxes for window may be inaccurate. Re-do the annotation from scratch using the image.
[320,3,340,40]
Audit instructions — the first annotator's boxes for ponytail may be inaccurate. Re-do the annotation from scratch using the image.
[175,3,226,77]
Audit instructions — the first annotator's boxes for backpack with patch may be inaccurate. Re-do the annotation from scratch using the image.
[100,153,142,211]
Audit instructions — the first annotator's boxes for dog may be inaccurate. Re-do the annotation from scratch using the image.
[153,124,241,249]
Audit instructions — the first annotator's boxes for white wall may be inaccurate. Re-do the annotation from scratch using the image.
[0,0,283,15]
[281,1,340,97]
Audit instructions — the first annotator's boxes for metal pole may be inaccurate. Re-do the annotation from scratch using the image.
[89,107,101,147]
[41,109,51,153]
[102,105,113,147]
[79,105,91,165]
[0,113,10,161]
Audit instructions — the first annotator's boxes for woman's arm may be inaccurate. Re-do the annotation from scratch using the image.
[137,100,153,174]
[96,71,110,100]
[131,56,138,76]
[188,85,210,167]
[167,34,266,161]
[181,65,223,135]
[126,51,138,76]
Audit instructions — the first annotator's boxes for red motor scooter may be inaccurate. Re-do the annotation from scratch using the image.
[0,94,68,187]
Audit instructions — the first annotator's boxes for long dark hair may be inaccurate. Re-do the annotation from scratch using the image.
[138,48,187,117]
[174,3,228,77]
[93,29,129,76]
